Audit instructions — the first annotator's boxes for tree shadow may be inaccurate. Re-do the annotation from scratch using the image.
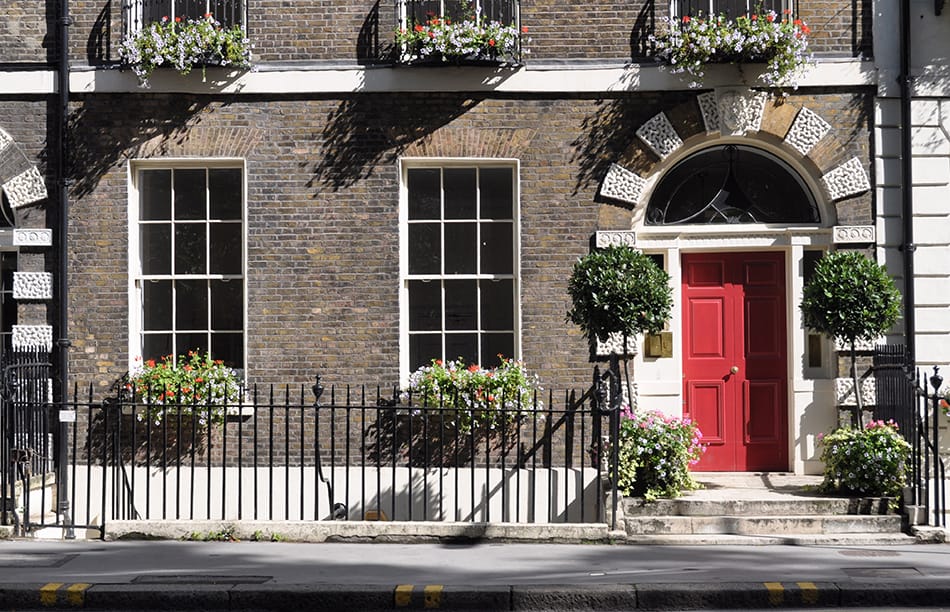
[309,94,480,192]
[67,94,212,199]
[629,0,656,61]
[87,1,113,66]
[356,0,398,65]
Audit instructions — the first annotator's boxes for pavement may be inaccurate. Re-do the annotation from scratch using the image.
[1,538,950,610]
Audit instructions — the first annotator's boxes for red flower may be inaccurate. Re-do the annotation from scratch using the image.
[175,16,181,23]
[468,364,480,373]
[204,12,212,18]
[488,38,496,47]
[682,15,691,23]
[428,31,435,38]
[414,24,424,32]
[794,18,802,26]
[802,24,811,34]
[751,14,758,21]
[146,359,156,368]
[766,13,775,22]
[521,26,528,33]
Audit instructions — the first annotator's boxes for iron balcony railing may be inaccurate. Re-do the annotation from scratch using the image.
[122,0,247,38]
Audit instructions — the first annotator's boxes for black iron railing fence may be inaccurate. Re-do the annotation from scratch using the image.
[873,344,946,528]
[3,374,616,536]
[122,0,247,37]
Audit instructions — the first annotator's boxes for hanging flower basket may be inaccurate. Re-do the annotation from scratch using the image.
[649,10,811,88]
[395,14,528,65]
[118,13,252,87]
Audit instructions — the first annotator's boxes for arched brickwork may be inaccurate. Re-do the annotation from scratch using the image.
[0,126,47,209]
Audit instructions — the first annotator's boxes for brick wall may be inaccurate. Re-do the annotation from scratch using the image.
[69,0,871,65]
[0,1,54,64]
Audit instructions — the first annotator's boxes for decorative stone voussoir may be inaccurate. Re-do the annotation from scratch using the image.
[835,377,876,407]
[832,225,875,244]
[12,325,53,351]
[595,332,638,358]
[595,231,637,249]
[636,113,683,160]
[13,272,53,300]
[0,128,12,153]
[13,229,53,247]
[2,166,48,208]
[717,89,767,136]
[600,163,647,206]
[697,92,720,133]
[784,107,831,156]
[822,158,871,201]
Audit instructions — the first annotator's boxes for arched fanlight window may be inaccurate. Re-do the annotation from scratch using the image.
[646,144,820,225]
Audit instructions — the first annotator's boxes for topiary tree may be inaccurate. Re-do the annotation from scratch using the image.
[567,246,673,402]
[800,250,902,427]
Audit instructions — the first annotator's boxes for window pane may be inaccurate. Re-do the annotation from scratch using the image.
[408,280,441,331]
[408,223,440,274]
[212,333,244,369]
[444,168,476,219]
[174,169,207,220]
[444,279,476,330]
[211,280,243,330]
[479,168,513,219]
[174,223,206,274]
[480,279,513,330]
[480,222,513,274]
[445,333,477,365]
[481,334,514,366]
[141,224,171,275]
[409,333,442,371]
[140,170,171,220]
[209,168,242,220]
[408,169,441,220]
[176,279,208,330]
[143,333,172,362]
[176,332,208,357]
[143,280,172,331]
[444,223,476,274]
[210,223,242,274]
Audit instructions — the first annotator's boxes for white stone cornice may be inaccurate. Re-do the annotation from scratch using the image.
[13,229,53,247]
[67,60,876,95]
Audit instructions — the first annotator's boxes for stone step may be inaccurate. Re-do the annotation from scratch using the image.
[624,514,903,536]
[625,532,917,546]
[622,496,893,517]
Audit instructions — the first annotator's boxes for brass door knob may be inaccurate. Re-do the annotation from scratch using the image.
[730,366,739,374]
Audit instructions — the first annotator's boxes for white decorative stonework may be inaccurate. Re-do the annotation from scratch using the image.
[717,89,767,135]
[13,272,53,300]
[834,336,883,352]
[0,128,11,152]
[832,225,875,244]
[697,92,720,133]
[821,157,871,201]
[600,163,647,205]
[13,229,53,247]
[784,107,831,156]
[636,113,683,160]
[595,231,637,249]
[835,377,877,407]
[12,325,53,351]
[2,166,48,208]
[595,332,638,358]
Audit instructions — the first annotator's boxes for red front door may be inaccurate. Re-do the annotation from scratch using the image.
[682,252,788,471]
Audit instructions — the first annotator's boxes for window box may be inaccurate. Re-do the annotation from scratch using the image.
[120,0,251,86]
[652,3,810,87]
[395,0,526,65]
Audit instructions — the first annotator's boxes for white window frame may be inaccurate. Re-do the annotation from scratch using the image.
[127,159,247,374]
[671,0,794,18]
[398,158,522,379]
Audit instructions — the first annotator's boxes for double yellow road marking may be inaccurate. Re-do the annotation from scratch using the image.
[40,583,91,607]
[395,584,444,608]
[764,581,820,605]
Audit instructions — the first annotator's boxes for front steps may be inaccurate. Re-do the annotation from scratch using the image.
[619,472,917,545]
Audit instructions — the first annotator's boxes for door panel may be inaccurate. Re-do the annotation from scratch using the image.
[683,252,788,471]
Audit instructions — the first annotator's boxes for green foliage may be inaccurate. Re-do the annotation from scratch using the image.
[566,246,673,345]
[401,358,542,432]
[616,408,705,501]
[128,350,243,427]
[800,251,901,344]
[818,420,911,497]
[395,13,526,63]
[184,526,238,541]
[250,530,285,542]
[118,14,252,87]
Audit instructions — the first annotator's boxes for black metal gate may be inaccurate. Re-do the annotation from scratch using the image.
[0,350,55,534]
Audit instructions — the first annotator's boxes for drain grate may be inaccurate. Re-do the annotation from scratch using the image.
[133,575,273,585]
[841,567,922,578]
[838,549,901,558]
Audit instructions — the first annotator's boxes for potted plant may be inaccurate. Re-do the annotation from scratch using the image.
[800,251,902,427]
[395,10,528,64]
[617,407,705,501]
[118,13,252,87]
[649,9,811,87]
[817,419,911,500]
